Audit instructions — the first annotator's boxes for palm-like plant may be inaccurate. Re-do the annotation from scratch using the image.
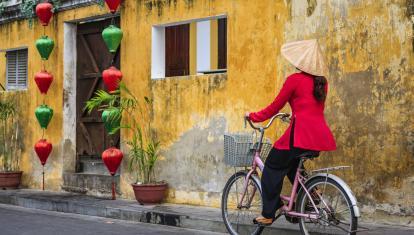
[84,83,161,184]
[0,98,20,172]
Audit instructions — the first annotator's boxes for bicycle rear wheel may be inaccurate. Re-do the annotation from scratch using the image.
[296,177,358,235]
[221,171,264,235]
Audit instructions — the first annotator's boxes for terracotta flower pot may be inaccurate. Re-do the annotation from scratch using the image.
[0,171,22,189]
[131,182,168,205]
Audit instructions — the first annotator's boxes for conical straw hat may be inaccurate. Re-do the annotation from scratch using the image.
[281,39,328,77]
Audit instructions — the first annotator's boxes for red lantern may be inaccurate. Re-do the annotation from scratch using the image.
[102,147,123,176]
[105,0,122,14]
[102,66,122,92]
[34,70,53,94]
[36,2,53,26]
[34,139,52,166]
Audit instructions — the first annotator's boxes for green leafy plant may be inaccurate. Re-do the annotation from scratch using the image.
[0,1,6,17]
[20,0,60,28]
[84,83,161,184]
[95,0,105,8]
[19,0,104,27]
[0,98,21,172]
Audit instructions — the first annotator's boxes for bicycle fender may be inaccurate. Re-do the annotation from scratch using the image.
[307,173,361,217]
[249,173,262,192]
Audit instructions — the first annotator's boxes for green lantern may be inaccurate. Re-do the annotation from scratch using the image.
[102,108,121,134]
[102,25,123,53]
[36,35,54,60]
[35,104,53,129]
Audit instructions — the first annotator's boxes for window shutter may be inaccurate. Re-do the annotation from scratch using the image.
[217,18,227,70]
[6,51,17,89]
[6,49,27,90]
[165,24,190,77]
[16,50,28,88]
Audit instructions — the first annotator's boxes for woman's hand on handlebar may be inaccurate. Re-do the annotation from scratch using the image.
[244,112,291,130]
[244,112,251,128]
[244,112,250,119]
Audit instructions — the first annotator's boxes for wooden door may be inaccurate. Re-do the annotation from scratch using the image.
[76,18,120,163]
[165,24,190,77]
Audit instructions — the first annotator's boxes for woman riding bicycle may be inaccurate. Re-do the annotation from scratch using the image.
[247,39,337,226]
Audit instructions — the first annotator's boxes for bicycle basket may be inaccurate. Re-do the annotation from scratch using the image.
[224,133,273,167]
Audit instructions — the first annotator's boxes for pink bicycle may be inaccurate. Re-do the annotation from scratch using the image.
[221,113,360,235]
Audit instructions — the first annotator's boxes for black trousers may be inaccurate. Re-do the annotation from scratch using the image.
[261,120,309,218]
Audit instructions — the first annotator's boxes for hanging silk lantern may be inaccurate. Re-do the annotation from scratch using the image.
[35,2,53,26]
[102,25,123,53]
[102,147,123,176]
[34,139,53,166]
[105,0,122,14]
[34,70,53,94]
[102,108,121,133]
[35,104,54,129]
[36,35,55,60]
[102,66,122,92]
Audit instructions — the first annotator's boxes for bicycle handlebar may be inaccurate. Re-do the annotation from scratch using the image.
[245,113,291,130]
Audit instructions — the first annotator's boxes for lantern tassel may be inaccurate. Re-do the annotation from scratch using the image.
[42,165,45,191]
[112,175,116,200]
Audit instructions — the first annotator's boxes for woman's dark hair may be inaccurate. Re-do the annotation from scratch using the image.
[313,76,327,102]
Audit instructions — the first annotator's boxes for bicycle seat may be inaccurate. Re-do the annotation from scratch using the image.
[298,151,320,159]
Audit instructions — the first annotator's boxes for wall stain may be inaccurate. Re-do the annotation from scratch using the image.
[184,0,194,8]
[306,0,317,16]
[144,0,178,16]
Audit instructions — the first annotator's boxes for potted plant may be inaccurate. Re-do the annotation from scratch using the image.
[0,98,22,189]
[85,83,167,204]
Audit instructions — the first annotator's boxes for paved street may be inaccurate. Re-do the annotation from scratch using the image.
[1,203,414,235]
[0,204,224,235]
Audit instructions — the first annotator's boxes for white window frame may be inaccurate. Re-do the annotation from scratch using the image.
[151,15,227,79]
[196,20,211,73]
[5,47,28,91]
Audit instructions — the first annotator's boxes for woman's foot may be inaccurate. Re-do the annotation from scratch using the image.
[253,216,274,226]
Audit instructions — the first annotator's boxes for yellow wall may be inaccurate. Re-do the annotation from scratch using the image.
[0,0,412,224]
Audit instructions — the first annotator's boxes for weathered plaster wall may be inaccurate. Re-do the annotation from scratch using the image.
[132,0,414,224]
[280,0,414,224]
[0,0,412,225]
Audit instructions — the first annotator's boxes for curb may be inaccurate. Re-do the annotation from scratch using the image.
[0,189,300,235]
[3,190,413,235]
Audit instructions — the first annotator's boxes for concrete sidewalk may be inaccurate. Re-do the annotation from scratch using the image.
[0,189,412,234]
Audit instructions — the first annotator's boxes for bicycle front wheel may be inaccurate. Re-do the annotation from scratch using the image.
[296,177,358,235]
[221,171,264,235]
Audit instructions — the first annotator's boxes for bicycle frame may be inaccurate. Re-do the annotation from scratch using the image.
[238,114,323,220]
[239,152,321,220]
